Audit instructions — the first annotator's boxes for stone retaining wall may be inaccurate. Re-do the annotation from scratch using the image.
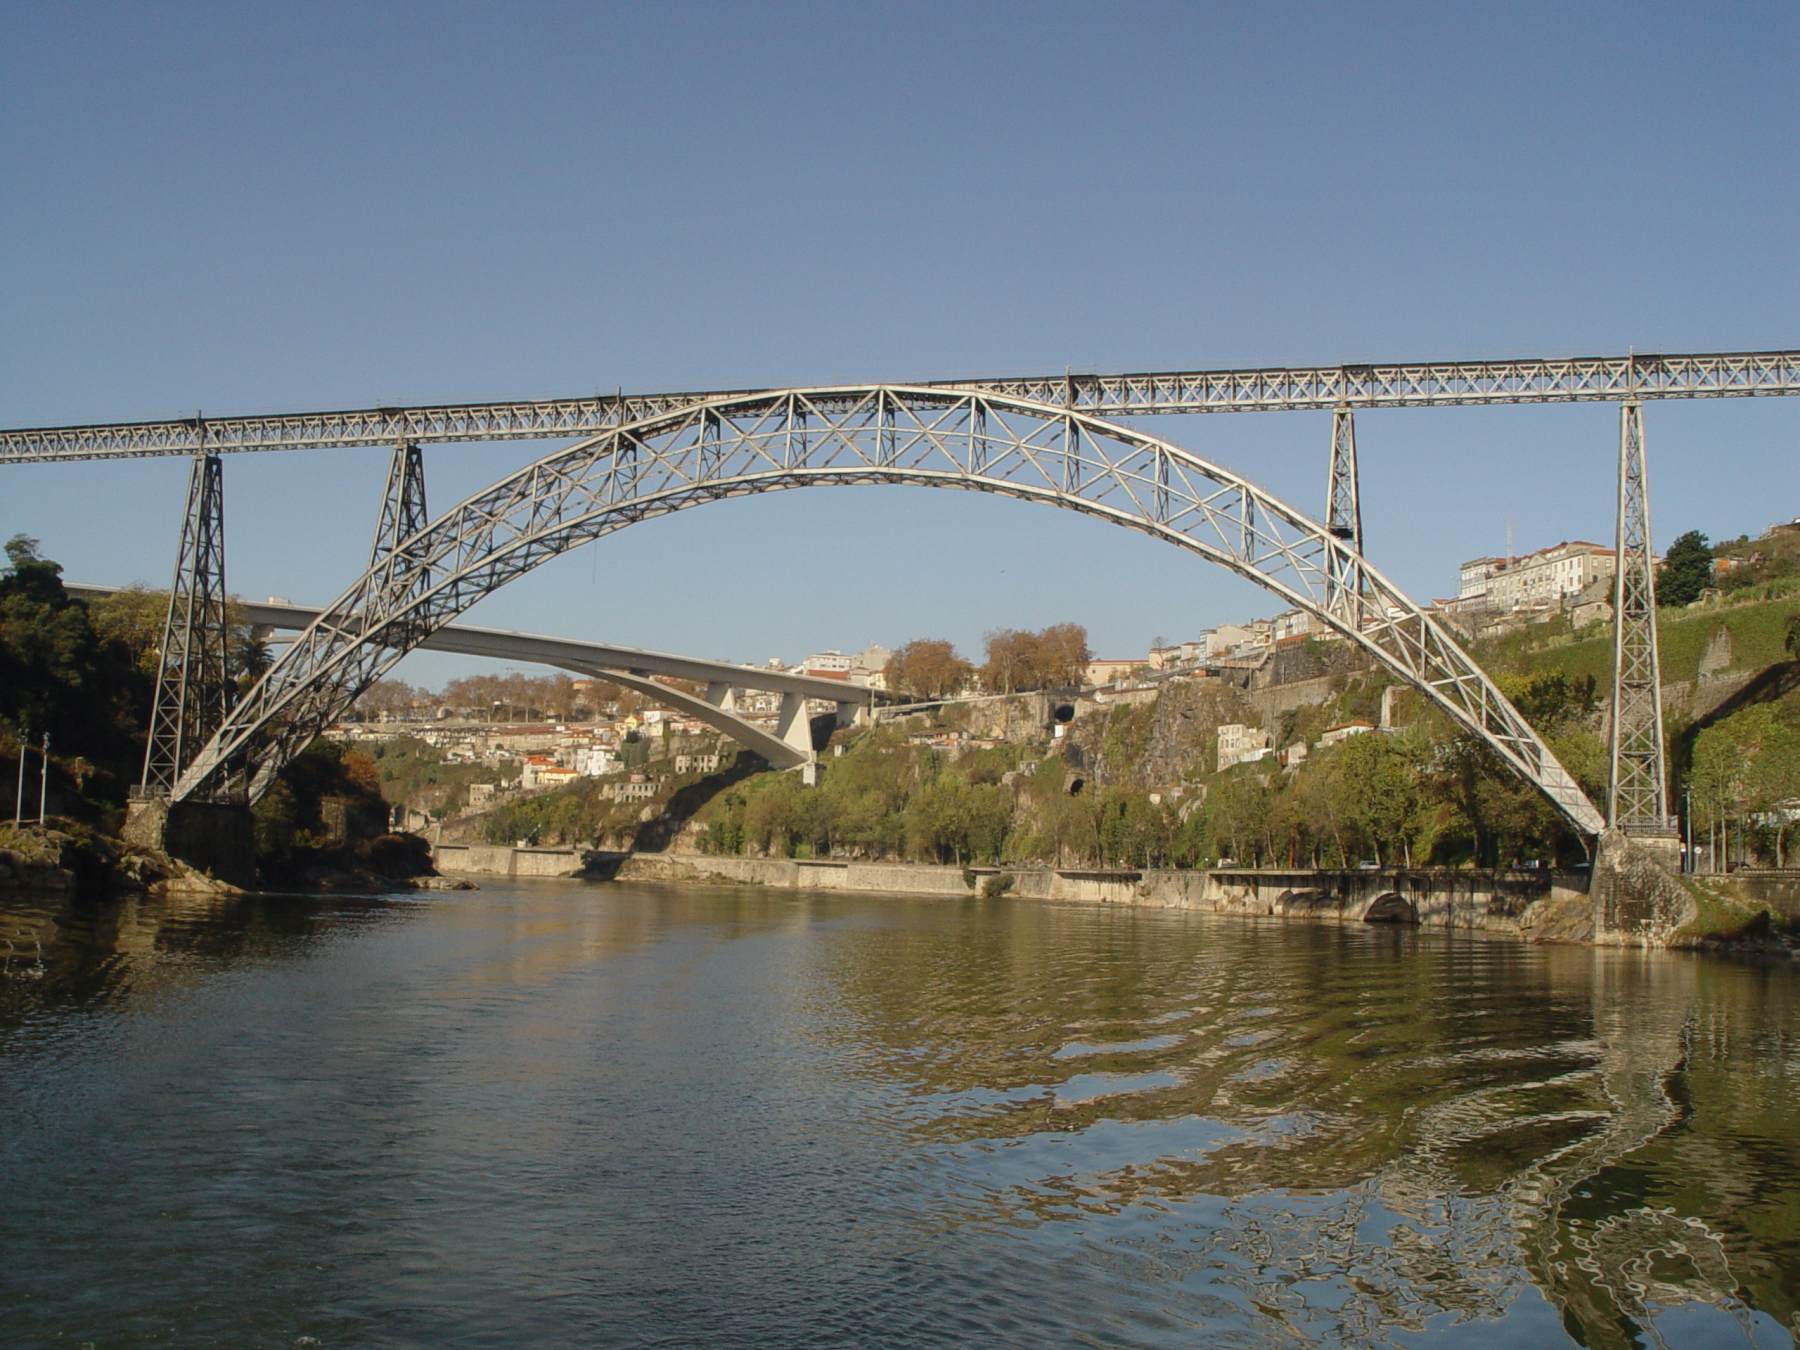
[432,843,590,878]
[614,853,1595,940]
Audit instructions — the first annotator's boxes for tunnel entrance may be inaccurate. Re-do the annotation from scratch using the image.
[1362,892,1419,924]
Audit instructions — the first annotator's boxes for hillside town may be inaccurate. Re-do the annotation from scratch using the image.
[339,514,1796,856]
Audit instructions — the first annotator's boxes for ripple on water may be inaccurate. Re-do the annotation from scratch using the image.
[0,883,1794,1347]
[1054,1069,1185,1106]
[1052,1032,1185,1059]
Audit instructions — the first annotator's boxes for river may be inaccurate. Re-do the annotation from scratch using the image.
[1,880,1795,1347]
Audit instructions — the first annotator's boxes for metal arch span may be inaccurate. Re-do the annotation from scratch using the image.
[173,385,1606,835]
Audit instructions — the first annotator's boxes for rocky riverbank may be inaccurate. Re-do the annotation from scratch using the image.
[0,821,468,899]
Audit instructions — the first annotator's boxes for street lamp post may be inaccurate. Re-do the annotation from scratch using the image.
[38,732,49,826]
[1683,787,1693,874]
[13,726,24,827]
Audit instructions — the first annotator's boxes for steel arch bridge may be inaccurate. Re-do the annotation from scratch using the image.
[173,385,1605,835]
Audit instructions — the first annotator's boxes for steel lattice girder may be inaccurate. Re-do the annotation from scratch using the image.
[2,349,1797,461]
[171,386,1607,835]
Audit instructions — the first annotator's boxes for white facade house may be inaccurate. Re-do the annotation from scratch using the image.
[1085,657,1141,686]
[1271,609,1314,641]
[1207,623,1270,661]
[1318,721,1376,748]
[1458,557,1505,606]
[601,777,658,803]
[1217,722,1273,770]
[573,746,618,777]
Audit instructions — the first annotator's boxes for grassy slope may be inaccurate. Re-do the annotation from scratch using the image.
[1472,589,1797,688]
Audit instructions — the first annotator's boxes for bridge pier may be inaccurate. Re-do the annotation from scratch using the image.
[122,796,256,888]
[141,441,237,800]
[1323,406,1363,616]
[774,691,819,783]
[1589,828,1694,946]
[1606,402,1673,837]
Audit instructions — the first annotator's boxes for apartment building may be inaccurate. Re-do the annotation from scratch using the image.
[1463,541,1617,613]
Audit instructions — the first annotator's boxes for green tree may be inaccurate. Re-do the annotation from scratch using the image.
[1692,705,1800,866]
[1786,611,1799,659]
[252,780,300,860]
[1332,733,1424,866]
[1205,770,1273,866]
[1657,529,1712,607]
[1,537,154,817]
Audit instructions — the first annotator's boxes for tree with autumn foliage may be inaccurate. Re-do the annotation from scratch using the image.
[884,639,974,698]
[980,622,1091,692]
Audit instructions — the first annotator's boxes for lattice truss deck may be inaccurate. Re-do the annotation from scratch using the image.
[4,350,1795,460]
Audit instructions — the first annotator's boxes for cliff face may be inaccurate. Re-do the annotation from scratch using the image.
[1066,680,1256,791]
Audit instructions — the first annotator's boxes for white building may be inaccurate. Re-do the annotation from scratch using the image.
[1318,721,1375,748]
[573,746,619,777]
[1458,556,1506,606]
[1217,722,1273,770]
[1271,609,1314,641]
[1468,541,1617,613]
[675,752,721,775]
[1085,657,1141,686]
[604,781,662,802]
[1206,623,1270,661]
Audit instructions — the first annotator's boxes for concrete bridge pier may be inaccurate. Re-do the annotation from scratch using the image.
[1588,829,1696,947]
[122,795,256,888]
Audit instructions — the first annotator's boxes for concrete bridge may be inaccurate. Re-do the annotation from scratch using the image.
[67,585,892,774]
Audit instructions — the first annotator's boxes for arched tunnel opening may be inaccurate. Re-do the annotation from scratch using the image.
[1362,892,1419,925]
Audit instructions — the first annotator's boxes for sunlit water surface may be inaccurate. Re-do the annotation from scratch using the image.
[2,881,1796,1347]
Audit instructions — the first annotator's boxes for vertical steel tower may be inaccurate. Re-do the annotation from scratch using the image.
[1323,407,1363,616]
[1606,402,1670,832]
[140,447,232,798]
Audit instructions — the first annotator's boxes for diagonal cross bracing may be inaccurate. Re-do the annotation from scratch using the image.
[167,387,1605,835]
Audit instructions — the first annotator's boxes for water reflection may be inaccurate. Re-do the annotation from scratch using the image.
[1,884,1795,1346]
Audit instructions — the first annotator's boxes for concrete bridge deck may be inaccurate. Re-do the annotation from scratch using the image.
[69,584,896,771]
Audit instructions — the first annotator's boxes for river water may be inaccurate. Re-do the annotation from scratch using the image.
[1,881,1795,1347]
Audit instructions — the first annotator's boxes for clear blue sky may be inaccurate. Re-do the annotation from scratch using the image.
[3,1,1795,684]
